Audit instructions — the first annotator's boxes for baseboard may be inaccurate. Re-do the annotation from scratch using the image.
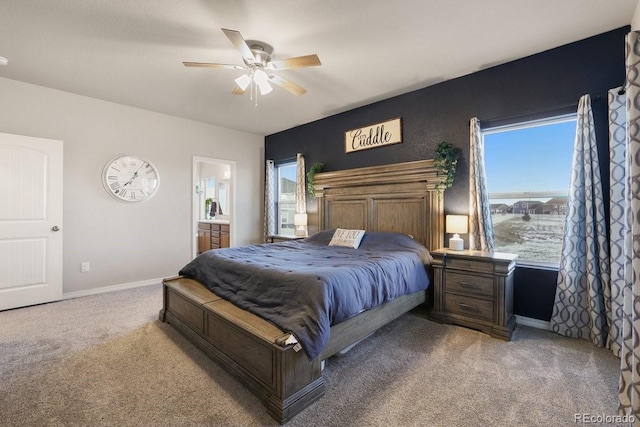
[63,278,163,300]
[515,315,551,331]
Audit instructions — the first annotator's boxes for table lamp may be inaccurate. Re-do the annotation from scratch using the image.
[294,213,308,237]
[446,215,468,250]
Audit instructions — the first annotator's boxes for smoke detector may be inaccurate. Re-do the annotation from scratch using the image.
[0,56,8,66]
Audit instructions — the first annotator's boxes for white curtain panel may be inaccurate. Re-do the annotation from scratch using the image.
[468,117,495,251]
[296,153,306,215]
[550,94,610,346]
[264,159,276,239]
[618,30,640,419]
[295,153,307,236]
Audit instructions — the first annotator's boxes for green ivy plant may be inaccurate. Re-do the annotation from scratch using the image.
[434,141,459,193]
[307,162,324,197]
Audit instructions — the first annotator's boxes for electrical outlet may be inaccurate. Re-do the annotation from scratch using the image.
[81,262,90,273]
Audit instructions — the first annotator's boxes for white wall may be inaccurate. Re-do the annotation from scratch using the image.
[632,0,640,31]
[0,77,264,294]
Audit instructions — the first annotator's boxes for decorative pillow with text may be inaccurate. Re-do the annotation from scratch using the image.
[328,228,366,249]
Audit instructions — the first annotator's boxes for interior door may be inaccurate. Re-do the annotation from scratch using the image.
[0,132,63,311]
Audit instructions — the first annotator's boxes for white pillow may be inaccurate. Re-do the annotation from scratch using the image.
[329,228,365,249]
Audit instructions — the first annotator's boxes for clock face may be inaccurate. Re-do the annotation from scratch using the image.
[102,155,159,202]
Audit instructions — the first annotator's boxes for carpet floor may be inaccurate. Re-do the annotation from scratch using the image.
[0,284,620,426]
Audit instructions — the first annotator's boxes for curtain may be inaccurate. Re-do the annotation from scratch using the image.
[296,153,306,215]
[264,159,275,240]
[550,94,610,346]
[618,30,640,419]
[295,153,307,236]
[468,117,495,251]
[608,86,628,358]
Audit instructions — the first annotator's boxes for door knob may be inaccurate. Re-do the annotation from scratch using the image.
[51,226,60,232]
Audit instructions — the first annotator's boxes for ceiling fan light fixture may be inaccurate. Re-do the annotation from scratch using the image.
[258,80,273,95]
[253,69,268,85]
[235,73,251,90]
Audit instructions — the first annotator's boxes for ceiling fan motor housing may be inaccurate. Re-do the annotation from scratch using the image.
[244,42,273,68]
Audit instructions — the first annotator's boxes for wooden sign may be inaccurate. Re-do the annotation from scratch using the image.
[345,118,402,153]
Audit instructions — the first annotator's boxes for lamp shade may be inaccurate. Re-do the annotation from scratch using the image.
[294,213,308,237]
[235,74,251,90]
[253,69,269,85]
[258,81,273,95]
[446,215,468,234]
[294,213,308,226]
[446,215,468,251]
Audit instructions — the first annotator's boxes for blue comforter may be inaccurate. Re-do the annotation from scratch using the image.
[178,230,431,360]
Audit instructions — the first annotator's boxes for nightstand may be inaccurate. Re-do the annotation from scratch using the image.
[430,249,517,340]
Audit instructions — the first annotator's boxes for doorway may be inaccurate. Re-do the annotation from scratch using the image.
[0,132,63,310]
[192,156,236,259]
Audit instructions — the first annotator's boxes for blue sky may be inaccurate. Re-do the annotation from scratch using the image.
[280,162,297,182]
[483,119,576,199]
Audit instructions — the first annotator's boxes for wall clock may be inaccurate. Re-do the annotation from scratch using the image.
[102,154,159,202]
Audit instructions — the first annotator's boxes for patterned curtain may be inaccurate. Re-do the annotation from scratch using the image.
[468,117,495,251]
[607,87,628,358]
[618,30,640,419]
[550,94,610,346]
[264,159,275,240]
[295,153,308,236]
[296,153,306,215]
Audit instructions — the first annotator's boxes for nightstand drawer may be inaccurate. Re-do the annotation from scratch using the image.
[445,294,493,321]
[446,257,494,273]
[444,271,494,297]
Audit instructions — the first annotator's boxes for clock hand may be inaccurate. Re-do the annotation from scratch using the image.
[122,169,142,187]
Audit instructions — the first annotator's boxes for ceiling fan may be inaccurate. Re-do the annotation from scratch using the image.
[183,28,321,103]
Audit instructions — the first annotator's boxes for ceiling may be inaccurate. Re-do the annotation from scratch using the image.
[0,1,636,136]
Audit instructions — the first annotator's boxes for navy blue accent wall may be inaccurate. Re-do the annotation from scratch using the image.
[265,27,628,321]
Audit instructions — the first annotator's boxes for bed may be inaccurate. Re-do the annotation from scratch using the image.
[159,159,444,423]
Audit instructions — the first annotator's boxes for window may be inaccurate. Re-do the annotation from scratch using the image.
[275,161,297,236]
[204,177,216,201]
[482,115,576,266]
[202,177,216,219]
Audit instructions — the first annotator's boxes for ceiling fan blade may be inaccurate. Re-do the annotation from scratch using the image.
[183,62,245,70]
[231,86,246,95]
[269,54,321,70]
[270,74,307,96]
[221,28,255,63]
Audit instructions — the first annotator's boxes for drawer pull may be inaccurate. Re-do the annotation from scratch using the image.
[459,282,480,289]
[458,302,479,312]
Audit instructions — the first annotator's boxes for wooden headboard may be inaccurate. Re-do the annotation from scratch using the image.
[313,160,444,250]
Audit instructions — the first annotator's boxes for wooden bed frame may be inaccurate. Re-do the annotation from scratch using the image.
[159,159,444,423]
